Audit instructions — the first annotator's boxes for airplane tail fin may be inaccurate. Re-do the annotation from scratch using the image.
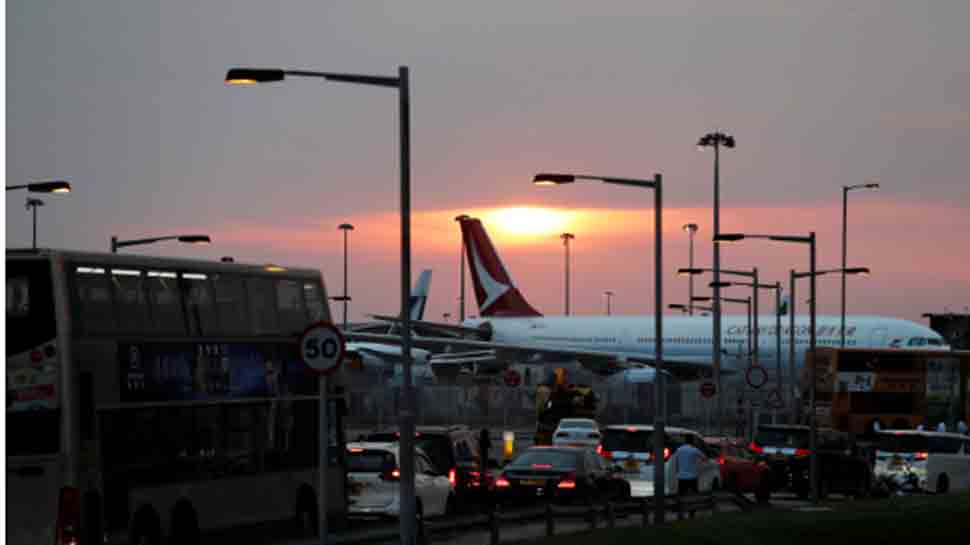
[408,269,433,321]
[458,217,542,317]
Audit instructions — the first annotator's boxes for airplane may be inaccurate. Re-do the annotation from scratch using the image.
[342,270,437,384]
[349,217,950,382]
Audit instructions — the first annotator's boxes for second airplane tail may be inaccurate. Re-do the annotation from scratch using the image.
[458,217,542,318]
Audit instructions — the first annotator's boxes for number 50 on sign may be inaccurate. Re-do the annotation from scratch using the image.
[299,322,346,375]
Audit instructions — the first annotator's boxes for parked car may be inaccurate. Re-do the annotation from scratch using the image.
[703,437,772,502]
[363,425,494,508]
[346,442,454,518]
[751,424,872,499]
[874,430,970,494]
[599,425,720,498]
[552,418,602,449]
[494,446,630,506]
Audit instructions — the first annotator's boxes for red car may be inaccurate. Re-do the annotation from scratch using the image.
[703,438,772,503]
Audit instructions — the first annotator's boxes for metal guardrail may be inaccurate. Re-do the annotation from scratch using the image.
[276,491,754,545]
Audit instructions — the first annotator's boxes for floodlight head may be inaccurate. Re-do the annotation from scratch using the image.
[264,264,287,272]
[338,223,355,231]
[683,223,699,234]
[225,68,285,85]
[709,281,733,288]
[845,267,870,276]
[677,267,706,276]
[713,233,745,243]
[533,173,575,186]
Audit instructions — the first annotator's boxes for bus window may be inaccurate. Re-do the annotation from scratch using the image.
[212,274,249,335]
[146,271,185,335]
[182,273,219,336]
[74,266,117,334]
[111,268,149,333]
[276,279,307,334]
[304,282,326,322]
[7,276,30,316]
[247,277,279,335]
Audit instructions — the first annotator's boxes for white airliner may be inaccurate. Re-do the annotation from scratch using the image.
[349,218,949,382]
[343,269,437,384]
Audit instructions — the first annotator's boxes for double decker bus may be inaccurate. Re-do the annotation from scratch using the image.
[803,347,970,436]
[7,248,348,545]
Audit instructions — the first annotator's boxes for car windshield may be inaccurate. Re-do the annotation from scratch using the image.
[755,428,809,449]
[509,450,580,470]
[348,450,396,473]
[560,420,595,429]
[601,429,653,453]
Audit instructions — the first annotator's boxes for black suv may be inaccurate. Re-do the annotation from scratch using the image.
[362,425,493,508]
[751,424,872,498]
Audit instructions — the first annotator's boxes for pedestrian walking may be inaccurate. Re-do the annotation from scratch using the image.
[671,435,707,518]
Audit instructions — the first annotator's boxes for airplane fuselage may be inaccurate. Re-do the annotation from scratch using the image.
[463,314,949,371]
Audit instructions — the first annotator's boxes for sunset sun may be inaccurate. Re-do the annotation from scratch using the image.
[481,207,576,240]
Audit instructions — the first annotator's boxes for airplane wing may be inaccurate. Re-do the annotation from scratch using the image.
[344,332,731,381]
[368,315,488,339]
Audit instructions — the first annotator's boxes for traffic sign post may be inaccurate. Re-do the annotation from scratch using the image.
[300,322,346,545]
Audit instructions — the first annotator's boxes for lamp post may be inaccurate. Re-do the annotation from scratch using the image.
[338,223,354,330]
[682,224,699,315]
[789,267,870,422]
[841,183,878,347]
[698,131,735,441]
[455,215,470,322]
[110,234,211,253]
[561,233,575,315]
[25,198,44,250]
[715,232,818,503]
[6,180,72,193]
[225,65,416,545]
[535,171,666,524]
[604,290,615,316]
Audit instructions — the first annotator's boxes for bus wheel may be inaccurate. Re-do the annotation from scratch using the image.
[130,506,161,545]
[937,475,950,495]
[169,500,200,545]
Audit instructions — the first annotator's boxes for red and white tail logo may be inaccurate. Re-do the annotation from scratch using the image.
[458,217,542,317]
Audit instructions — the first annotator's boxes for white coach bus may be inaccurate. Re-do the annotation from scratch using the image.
[6,248,349,545]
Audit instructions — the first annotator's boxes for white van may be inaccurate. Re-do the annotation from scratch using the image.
[874,430,970,493]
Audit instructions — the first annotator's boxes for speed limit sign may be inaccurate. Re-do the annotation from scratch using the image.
[299,321,346,375]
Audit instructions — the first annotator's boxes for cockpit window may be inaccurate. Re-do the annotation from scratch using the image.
[927,338,943,346]
[907,338,928,347]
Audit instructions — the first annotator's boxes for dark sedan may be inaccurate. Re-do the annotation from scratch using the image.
[494,446,630,506]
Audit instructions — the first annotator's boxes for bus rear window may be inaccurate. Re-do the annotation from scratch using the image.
[6,410,60,456]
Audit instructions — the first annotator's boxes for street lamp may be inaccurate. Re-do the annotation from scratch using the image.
[682,223,699,315]
[6,180,72,193]
[714,232,820,503]
[225,65,416,545]
[455,214,470,322]
[841,183,879,347]
[693,295,753,362]
[697,131,735,443]
[110,234,211,253]
[25,198,44,250]
[789,267,870,422]
[338,223,355,330]
[680,265,760,432]
[716,280,785,422]
[604,290,615,316]
[535,171,667,524]
[669,303,712,313]
[561,233,575,315]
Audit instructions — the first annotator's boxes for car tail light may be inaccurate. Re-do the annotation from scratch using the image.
[794,448,810,457]
[557,472,577,489]
[596,444,612,458]
[56,486,80,545]
[30,350,43,363]
[718,457,726,465]
[381,467,401,481]
[749,441,764,454]
[915,452,928,461]
[664,448,671,461]
[448,468,457,488]
[495,474,510,488]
